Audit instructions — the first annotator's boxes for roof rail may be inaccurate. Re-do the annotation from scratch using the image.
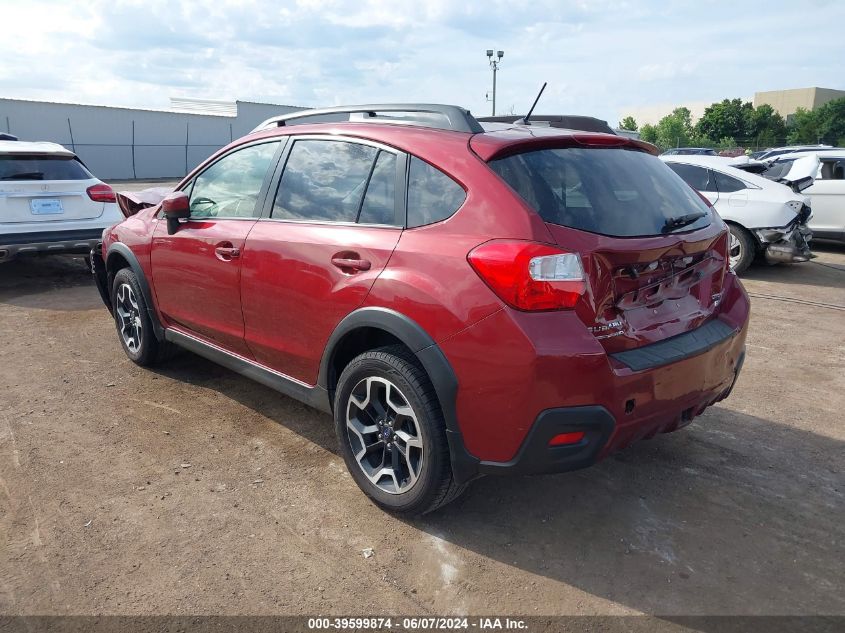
[250,104,485,134]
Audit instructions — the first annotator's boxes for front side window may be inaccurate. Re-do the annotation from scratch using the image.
[273,140,381,223]
[189,142,280,219]
[406,157,466,227]
[490,147,711,237]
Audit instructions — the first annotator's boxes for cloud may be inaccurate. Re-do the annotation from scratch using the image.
[637,62,697,82]
[0,0,843,126]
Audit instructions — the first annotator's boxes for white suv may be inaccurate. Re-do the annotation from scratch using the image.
[0,138,123,262]
[770,150,845,244]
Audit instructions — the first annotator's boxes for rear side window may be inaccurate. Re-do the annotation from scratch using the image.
[274,140,379,223]
[489,148,711,237]
[406,157,466,227]
[0,155,92,181]
[714,171,746,193]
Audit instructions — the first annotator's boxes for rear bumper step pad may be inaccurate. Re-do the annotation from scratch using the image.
[610,318,737,371]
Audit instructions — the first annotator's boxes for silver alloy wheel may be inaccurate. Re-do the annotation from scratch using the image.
[346,376,424,495]
[728,229,743,270]
[115,283,143,354]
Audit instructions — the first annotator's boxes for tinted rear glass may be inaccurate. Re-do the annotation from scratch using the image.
[0,155,91,180]
[762,159,795,180]
[489,147,711,237]
[406,156,466,227]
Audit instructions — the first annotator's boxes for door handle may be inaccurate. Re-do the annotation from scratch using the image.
[214,242,241,261]
[331,256,371,272]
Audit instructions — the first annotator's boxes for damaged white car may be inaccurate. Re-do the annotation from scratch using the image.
[662,154,814,273]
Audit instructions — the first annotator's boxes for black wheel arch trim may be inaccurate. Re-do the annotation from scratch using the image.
[105,242,165,341]
[319,307,480,484]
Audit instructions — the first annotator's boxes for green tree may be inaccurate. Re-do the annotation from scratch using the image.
[653,107,694,150]
[716,136,738,150]
[688,131,717,148]
[619,116,638,131]
[639,123,658,144]
[786,107,820,144]
[695,98,754,142]
[814,97,845,145]
[747,104,788,147]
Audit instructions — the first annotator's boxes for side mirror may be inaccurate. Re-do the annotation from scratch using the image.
[161,191,190,234]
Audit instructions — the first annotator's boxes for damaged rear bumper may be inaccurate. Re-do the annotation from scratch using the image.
[755,222,813,264]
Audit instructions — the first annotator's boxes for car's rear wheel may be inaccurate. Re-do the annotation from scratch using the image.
[333,345,465,515]
[111,268,173,366]
[727,223,755,274]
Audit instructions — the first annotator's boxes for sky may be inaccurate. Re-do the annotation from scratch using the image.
[1,0,844,126]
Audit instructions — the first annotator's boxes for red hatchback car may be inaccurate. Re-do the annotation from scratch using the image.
[91,104,749,514]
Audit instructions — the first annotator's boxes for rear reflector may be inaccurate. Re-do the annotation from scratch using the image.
[548,431,585,447]
[467,240,586,311]
[86,183,116,203]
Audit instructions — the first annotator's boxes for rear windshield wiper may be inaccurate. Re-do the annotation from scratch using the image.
[662,212,706,233]
[0,172,45,180]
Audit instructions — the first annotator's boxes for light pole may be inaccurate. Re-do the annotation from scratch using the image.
[486,49,504,116]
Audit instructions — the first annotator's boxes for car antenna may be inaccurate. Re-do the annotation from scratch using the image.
[517,82,547,125]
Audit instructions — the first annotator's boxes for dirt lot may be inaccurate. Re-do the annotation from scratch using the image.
[0,231,843,619]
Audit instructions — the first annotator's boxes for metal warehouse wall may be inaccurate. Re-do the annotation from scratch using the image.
[0,98,303,180]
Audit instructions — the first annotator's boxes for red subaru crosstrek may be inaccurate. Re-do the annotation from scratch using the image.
[92,104,749,514]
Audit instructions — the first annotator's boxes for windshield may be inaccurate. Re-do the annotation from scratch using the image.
[0,155,92,181]
[489,147,712,237]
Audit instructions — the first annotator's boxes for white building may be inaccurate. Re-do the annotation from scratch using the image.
[0,97,305,180]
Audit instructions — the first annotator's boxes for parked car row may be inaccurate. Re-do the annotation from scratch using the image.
[657,143,845,272]
[661,154,814,273]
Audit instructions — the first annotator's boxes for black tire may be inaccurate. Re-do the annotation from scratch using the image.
[333,345,466,515]
[727,223,756,274]
[111,268,174,366]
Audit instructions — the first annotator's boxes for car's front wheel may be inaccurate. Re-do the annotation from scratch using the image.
[333,346,466,515]
[111,268,173,366]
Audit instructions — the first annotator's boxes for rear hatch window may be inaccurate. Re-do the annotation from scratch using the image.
[0,155,102,223]
[0,155,92,181]
[489,146,728,354]
[489,147,711,237]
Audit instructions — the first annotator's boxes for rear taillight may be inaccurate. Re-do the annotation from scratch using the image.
[467,240,586,311]
[86,183,116,203]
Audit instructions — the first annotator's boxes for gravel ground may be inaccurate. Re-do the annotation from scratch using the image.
[0,235,843,620]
